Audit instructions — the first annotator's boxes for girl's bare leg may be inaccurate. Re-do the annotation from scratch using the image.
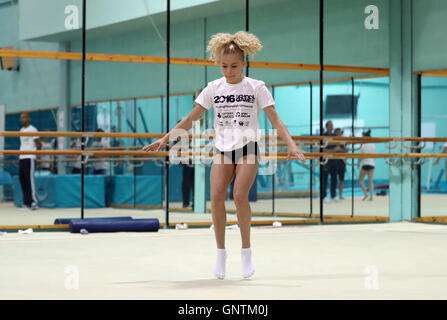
[233,155,259,249]
[209,154,235,279]
[339,180,345,200]
[367,169,375,200]
[359,169,368,200]
[210,154,236,249]
[233,154,258,278]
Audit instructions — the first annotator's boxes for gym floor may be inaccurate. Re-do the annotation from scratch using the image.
[1,220,447,299]
[1,193,446,227]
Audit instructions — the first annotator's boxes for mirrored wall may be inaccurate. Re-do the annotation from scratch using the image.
[420,76,447,217]
[0,0,397,228]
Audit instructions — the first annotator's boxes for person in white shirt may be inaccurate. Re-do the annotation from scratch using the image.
[38,136,55,175]
[142,31,306,280]
[18,112,41,210]
[358,129,376,201]
[434,142,447,166]
[89,128,110,175]
[70,135,89,174]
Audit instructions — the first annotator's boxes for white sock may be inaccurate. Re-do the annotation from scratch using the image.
[241,248,255,278]
[214,248,227,279]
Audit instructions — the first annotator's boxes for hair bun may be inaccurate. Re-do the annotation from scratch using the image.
[207,31,263,63]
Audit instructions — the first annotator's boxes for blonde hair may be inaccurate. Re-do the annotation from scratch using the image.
[206,31,263,63]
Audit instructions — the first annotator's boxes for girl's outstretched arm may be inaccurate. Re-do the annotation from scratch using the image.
[142,104,207,152]
[263,105,306,164]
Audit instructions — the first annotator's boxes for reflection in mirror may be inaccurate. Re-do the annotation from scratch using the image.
[420,76,447,218]
[0,0,82,227]
[81,1,168,223]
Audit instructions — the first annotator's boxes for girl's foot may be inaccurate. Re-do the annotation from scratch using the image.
[362,195,368,201]
[241,248,255,279]
[214,248,227,280]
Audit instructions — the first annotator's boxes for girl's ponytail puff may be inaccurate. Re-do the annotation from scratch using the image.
[207,31,263,63]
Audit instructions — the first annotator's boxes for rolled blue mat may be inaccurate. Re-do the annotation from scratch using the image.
[54,216,133,225]
[69,218,160,233]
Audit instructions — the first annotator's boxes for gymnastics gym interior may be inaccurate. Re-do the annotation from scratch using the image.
[1,0,447,300]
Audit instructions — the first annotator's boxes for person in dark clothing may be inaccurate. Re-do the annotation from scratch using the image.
[334,128,347,200]
[181,162,195,208]
[173,120,195,208]
[322,121,337,203]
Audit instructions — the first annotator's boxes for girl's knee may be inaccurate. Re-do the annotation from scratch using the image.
[233,190,249,205]
[211,192,226,204]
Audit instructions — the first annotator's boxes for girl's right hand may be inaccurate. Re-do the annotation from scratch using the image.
[142,136,168,152]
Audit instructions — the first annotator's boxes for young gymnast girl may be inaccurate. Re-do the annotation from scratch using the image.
[143,31,306,279]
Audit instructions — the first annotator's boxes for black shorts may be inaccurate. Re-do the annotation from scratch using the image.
[327,159,345,180]
[361,165,375,171]
[336,160,346,179]
[216,141,260,165]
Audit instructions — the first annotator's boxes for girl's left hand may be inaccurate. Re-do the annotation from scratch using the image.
[288,145,306,164]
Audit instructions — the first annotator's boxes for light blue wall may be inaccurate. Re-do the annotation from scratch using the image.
[420,77,447,187]
[274,80,390,182]
[421,78,447,139]
[2,0,447,219]
[67,0,391,105]
[0,2,60,113]
[413,0,447,71]
[324,0,389,67]
[3,0,447,112]
[18,0,218,41]
[2,0,393,112]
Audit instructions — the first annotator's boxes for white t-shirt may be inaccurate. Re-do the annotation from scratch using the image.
[90,139,111,170]
[19,125,39,160]
[40,141,54,169]
[195,76,275,151]
[71,138,82,169]
[359,143,376,167]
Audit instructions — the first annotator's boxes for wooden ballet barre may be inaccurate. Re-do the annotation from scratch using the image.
[0,131,217,140]
[402,137,447,143]
[71,157,165,162]
[0,131,403,144]
[3,131,447,147]
[414,69,447,77]
[276,152,398,158]
[0,149,346,158]
[1,150,431,159]
[1,157,163,163]
[287,136,397,143]
[0,150,213,157]
[0,48,389,74]
[4,151,447,164]
[102,141,336,150]
[415,72,447,77]
[103,141,377,150]
[269,153,401,160]
[0,131,167,139]
[323,65,389,74]
[404,153,447,158]
[105,146,149,150]
[1,159,169,167]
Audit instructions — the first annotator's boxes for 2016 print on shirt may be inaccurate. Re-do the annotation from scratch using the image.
[195,76,275,151]
[214,94,256,129]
